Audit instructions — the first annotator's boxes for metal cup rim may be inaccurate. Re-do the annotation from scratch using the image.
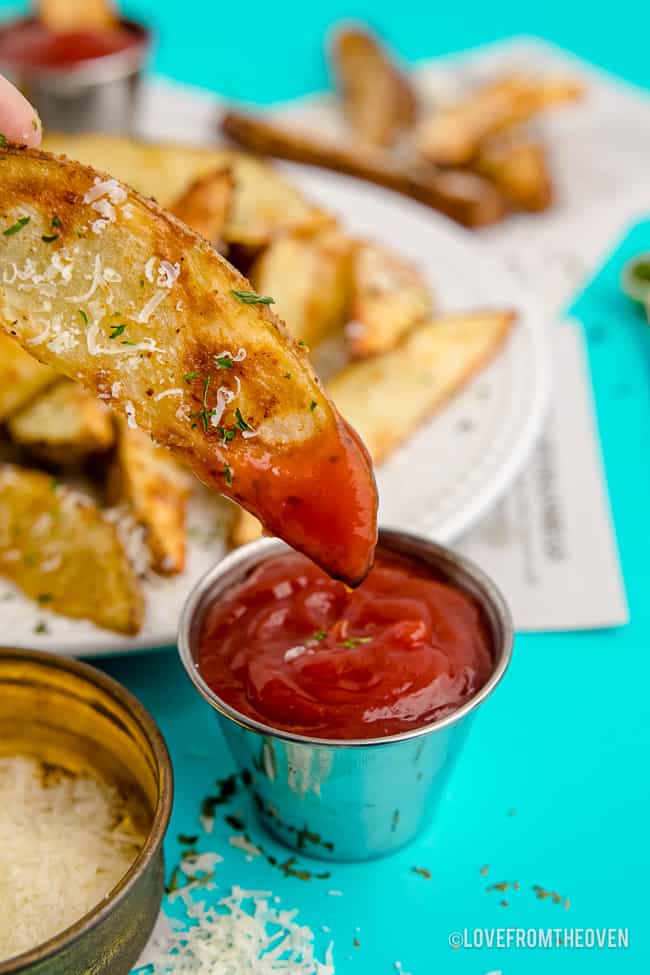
[0,647,173,975]
[0,16,152,87]
[178,529,514,749]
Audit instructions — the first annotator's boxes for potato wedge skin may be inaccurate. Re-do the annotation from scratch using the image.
[329,311,516,463]
[8,380,114,463]
[0,333,58,421]
[474,133,552,212]
[331,27,417,147]
[0,463,143,633]
[107,421,189,575]
[0,146,377,584]
[250,229,353,346]
[171,167,234,246]
[347,240,432,358]
[417,74,583,166]
[221,110,507,228]
[43,133,335,248]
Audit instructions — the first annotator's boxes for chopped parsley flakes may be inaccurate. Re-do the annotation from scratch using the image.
[235,407,252,432]
[231,289,275,305]
[214,355,233,369]
[223,463,233,486]
[3,216,30,237]
[109,324,127,340]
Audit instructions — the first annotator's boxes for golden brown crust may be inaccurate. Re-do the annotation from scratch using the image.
[170,167,234,247]
[0,462,143,634]
[330,27,417,147]
[0,333,58,421]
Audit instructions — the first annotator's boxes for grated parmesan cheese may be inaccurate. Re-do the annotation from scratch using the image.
[0,755,143,962]
[143,885,335,975]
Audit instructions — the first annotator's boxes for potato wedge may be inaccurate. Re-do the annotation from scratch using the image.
[328,311,516,463]
[38,0,116,30]
[417,74,584,166]
[250,229,353,346]
[107,421,189,576]
[346,240,432,357]
[473,132,552,212]
[43,133,335,248]
[170,167,234,247]
[0,333,58,421]
[330,26,417,147]
[221,110,507,228]
[0,146,377,585]
[229,506,263,548]
[7,380,114,464]
[0,463,143,633]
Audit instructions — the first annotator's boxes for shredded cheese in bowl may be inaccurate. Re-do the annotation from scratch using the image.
[0,755,144,962]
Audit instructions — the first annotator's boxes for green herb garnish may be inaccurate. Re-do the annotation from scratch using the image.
[51,215,62,229]
[41,234,59,243]
[37,593,53,604]
[3,216,30,237]
[235,407,252,432]
[214,355,233,369]
[312,630,328,641]
[0,133,7,147]
[79,310,88,326]
[218,426,237,443]
[231,289,275,305]
[284,372,292,379]
[310,400,317,411]
[183,371,198,382]
[109,324,127,339]
[121,340,136,346]
[223,464,233,486]
[340,636,372,648]
[34,621,49,634]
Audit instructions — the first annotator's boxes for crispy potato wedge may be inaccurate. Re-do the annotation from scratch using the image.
[107,421,189,576]
[38,0,116,30]
[328,311,516,463]
[0,146,377,584]
[330,26,417,147]
[250,229,353,346]
[0,333,58,421]
[473,132,552,212]
[7,380,114,464]
[346,240,432,357]
[170,167,234,247]
[43,133,335,248]
[417,74,584,166]
[229,506,263,548]
[221,110,507,228]
[0,463,143,633]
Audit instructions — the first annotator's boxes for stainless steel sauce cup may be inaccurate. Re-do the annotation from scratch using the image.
[0,17,151,133]
[178,530,513,861]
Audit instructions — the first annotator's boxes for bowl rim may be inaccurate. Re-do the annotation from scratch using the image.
[0,647,173,974]
[0,16,152,85]
[177,529,514,749]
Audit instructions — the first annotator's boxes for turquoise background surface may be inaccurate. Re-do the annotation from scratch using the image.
[1,1,649,970]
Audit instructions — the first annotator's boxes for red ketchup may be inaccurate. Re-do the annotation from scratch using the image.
[0,22,138,68]
[198,550,493,740]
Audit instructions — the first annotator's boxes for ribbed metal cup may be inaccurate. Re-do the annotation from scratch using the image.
[0,17,151,134]
[178,530,513,861]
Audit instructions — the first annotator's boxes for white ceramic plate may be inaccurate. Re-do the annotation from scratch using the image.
[0,160,550,657]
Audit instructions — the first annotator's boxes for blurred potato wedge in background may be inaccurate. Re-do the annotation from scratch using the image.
[221,110,507,228]
[38,0,116,30]
[330,26,417,147]
[170,167,234,247]
[250,229,353,346]
[107,421,190,576]
[229,506,263,548]
[0,463,143,633]
[329,310,516,463]
[473,132,552,212]
[0,334,58,421]
[7,381,114,464]
[42,133,336,248]
[346,240,432,357]
[0,146,377,585]
[417,74,584,166]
